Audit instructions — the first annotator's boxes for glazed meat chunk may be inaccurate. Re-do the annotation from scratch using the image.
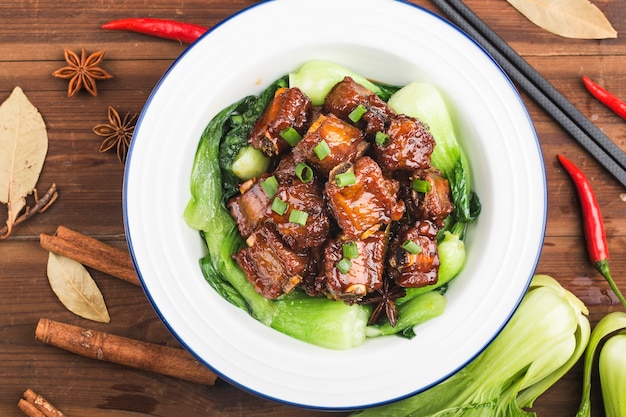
[233,224,307,299]
[319,232,387,301]
[388,220,440,288]
[227,177,272,238]
[273,152,315,186]
[266,180,331,252]
[248,87,312,156]
[324,76,395,137]
[293,113,367,177]
[406,169,454,228]
[373,114,434,172]
[325,156,405,240]
[264,153,330,251]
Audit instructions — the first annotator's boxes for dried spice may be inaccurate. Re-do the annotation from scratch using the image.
[361,279,406,327]
[46,251,111,323]
[0,87,53,239]
[0,184,58,239]
[52,48,113,97]
[506,0,617,39]
[93,106,137,163]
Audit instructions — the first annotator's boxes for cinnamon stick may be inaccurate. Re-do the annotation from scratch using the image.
[17,400,46,417]
[18,389,65,417]
[40,225,140,286]
[35,318,217,386]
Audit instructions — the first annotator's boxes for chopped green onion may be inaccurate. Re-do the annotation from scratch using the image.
[335,171,356,187]
[348,104,367,123]
[279,126,302,146]
[337,258,352,274]
[402,239,422,255]
[289,209,309,226]
[271,198,288,215]
[412,178,431,194]
[261,175,279,198]
[295,162,314,183]
[342,241,359,260]
[375,131,390,146]
[314,140,331,160]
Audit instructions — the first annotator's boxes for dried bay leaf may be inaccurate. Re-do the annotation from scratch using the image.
[47,252,111,323]
[0,87,48,238]
[506,0,617,39]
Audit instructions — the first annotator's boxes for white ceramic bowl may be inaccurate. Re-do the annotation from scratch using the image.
[124,0,546,411]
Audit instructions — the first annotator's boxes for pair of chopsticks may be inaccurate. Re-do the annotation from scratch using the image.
[431,0,626,188]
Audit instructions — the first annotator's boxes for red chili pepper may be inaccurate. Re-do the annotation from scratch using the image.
[582,75,626,120]
[557,154,626,308]
[101,18,208,44]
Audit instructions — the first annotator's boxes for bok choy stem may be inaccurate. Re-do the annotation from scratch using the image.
[576,311,626,417]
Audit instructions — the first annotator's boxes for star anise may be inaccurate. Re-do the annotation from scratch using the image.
[52,48,113,97]
[93,106,137,163]
[361,278,406,327]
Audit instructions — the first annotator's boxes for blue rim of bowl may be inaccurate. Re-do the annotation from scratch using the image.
[123,0,547,411]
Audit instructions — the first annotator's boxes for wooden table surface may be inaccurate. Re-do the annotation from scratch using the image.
[2,0,625,415]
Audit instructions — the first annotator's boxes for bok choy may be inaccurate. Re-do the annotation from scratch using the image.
[576,311,626,417]
[599,332,626,417]
[351,275,590,417]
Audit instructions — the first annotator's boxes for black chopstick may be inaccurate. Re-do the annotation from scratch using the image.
[431,0,626,188]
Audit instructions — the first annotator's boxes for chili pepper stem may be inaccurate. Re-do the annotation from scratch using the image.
[595,259,626,309]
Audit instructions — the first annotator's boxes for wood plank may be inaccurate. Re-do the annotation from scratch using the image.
[2,0,625,415]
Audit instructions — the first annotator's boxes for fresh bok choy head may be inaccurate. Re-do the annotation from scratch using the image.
[351,274,590,417]
[576,311,626,417]
[599,332,626,417]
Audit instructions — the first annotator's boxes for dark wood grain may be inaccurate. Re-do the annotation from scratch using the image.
[1,0,625,415]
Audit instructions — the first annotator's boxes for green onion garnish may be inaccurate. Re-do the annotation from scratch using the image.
[375,131,390,146]
[412,179,432,193]
[279,126,302,146]
[348,104,367,123]
[402,239,422,255]
[295,162,313,183]
[289,209,309,226]
[342,241,359,260]
[336,258,352,274]
[261,175,279,198]
[313,140,331,160]
[271,198,288,215]
[335,171,356,187]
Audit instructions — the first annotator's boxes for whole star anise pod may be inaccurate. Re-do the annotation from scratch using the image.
[93,106,137,163]
[362,278,406,327]
[52,48,113,97]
